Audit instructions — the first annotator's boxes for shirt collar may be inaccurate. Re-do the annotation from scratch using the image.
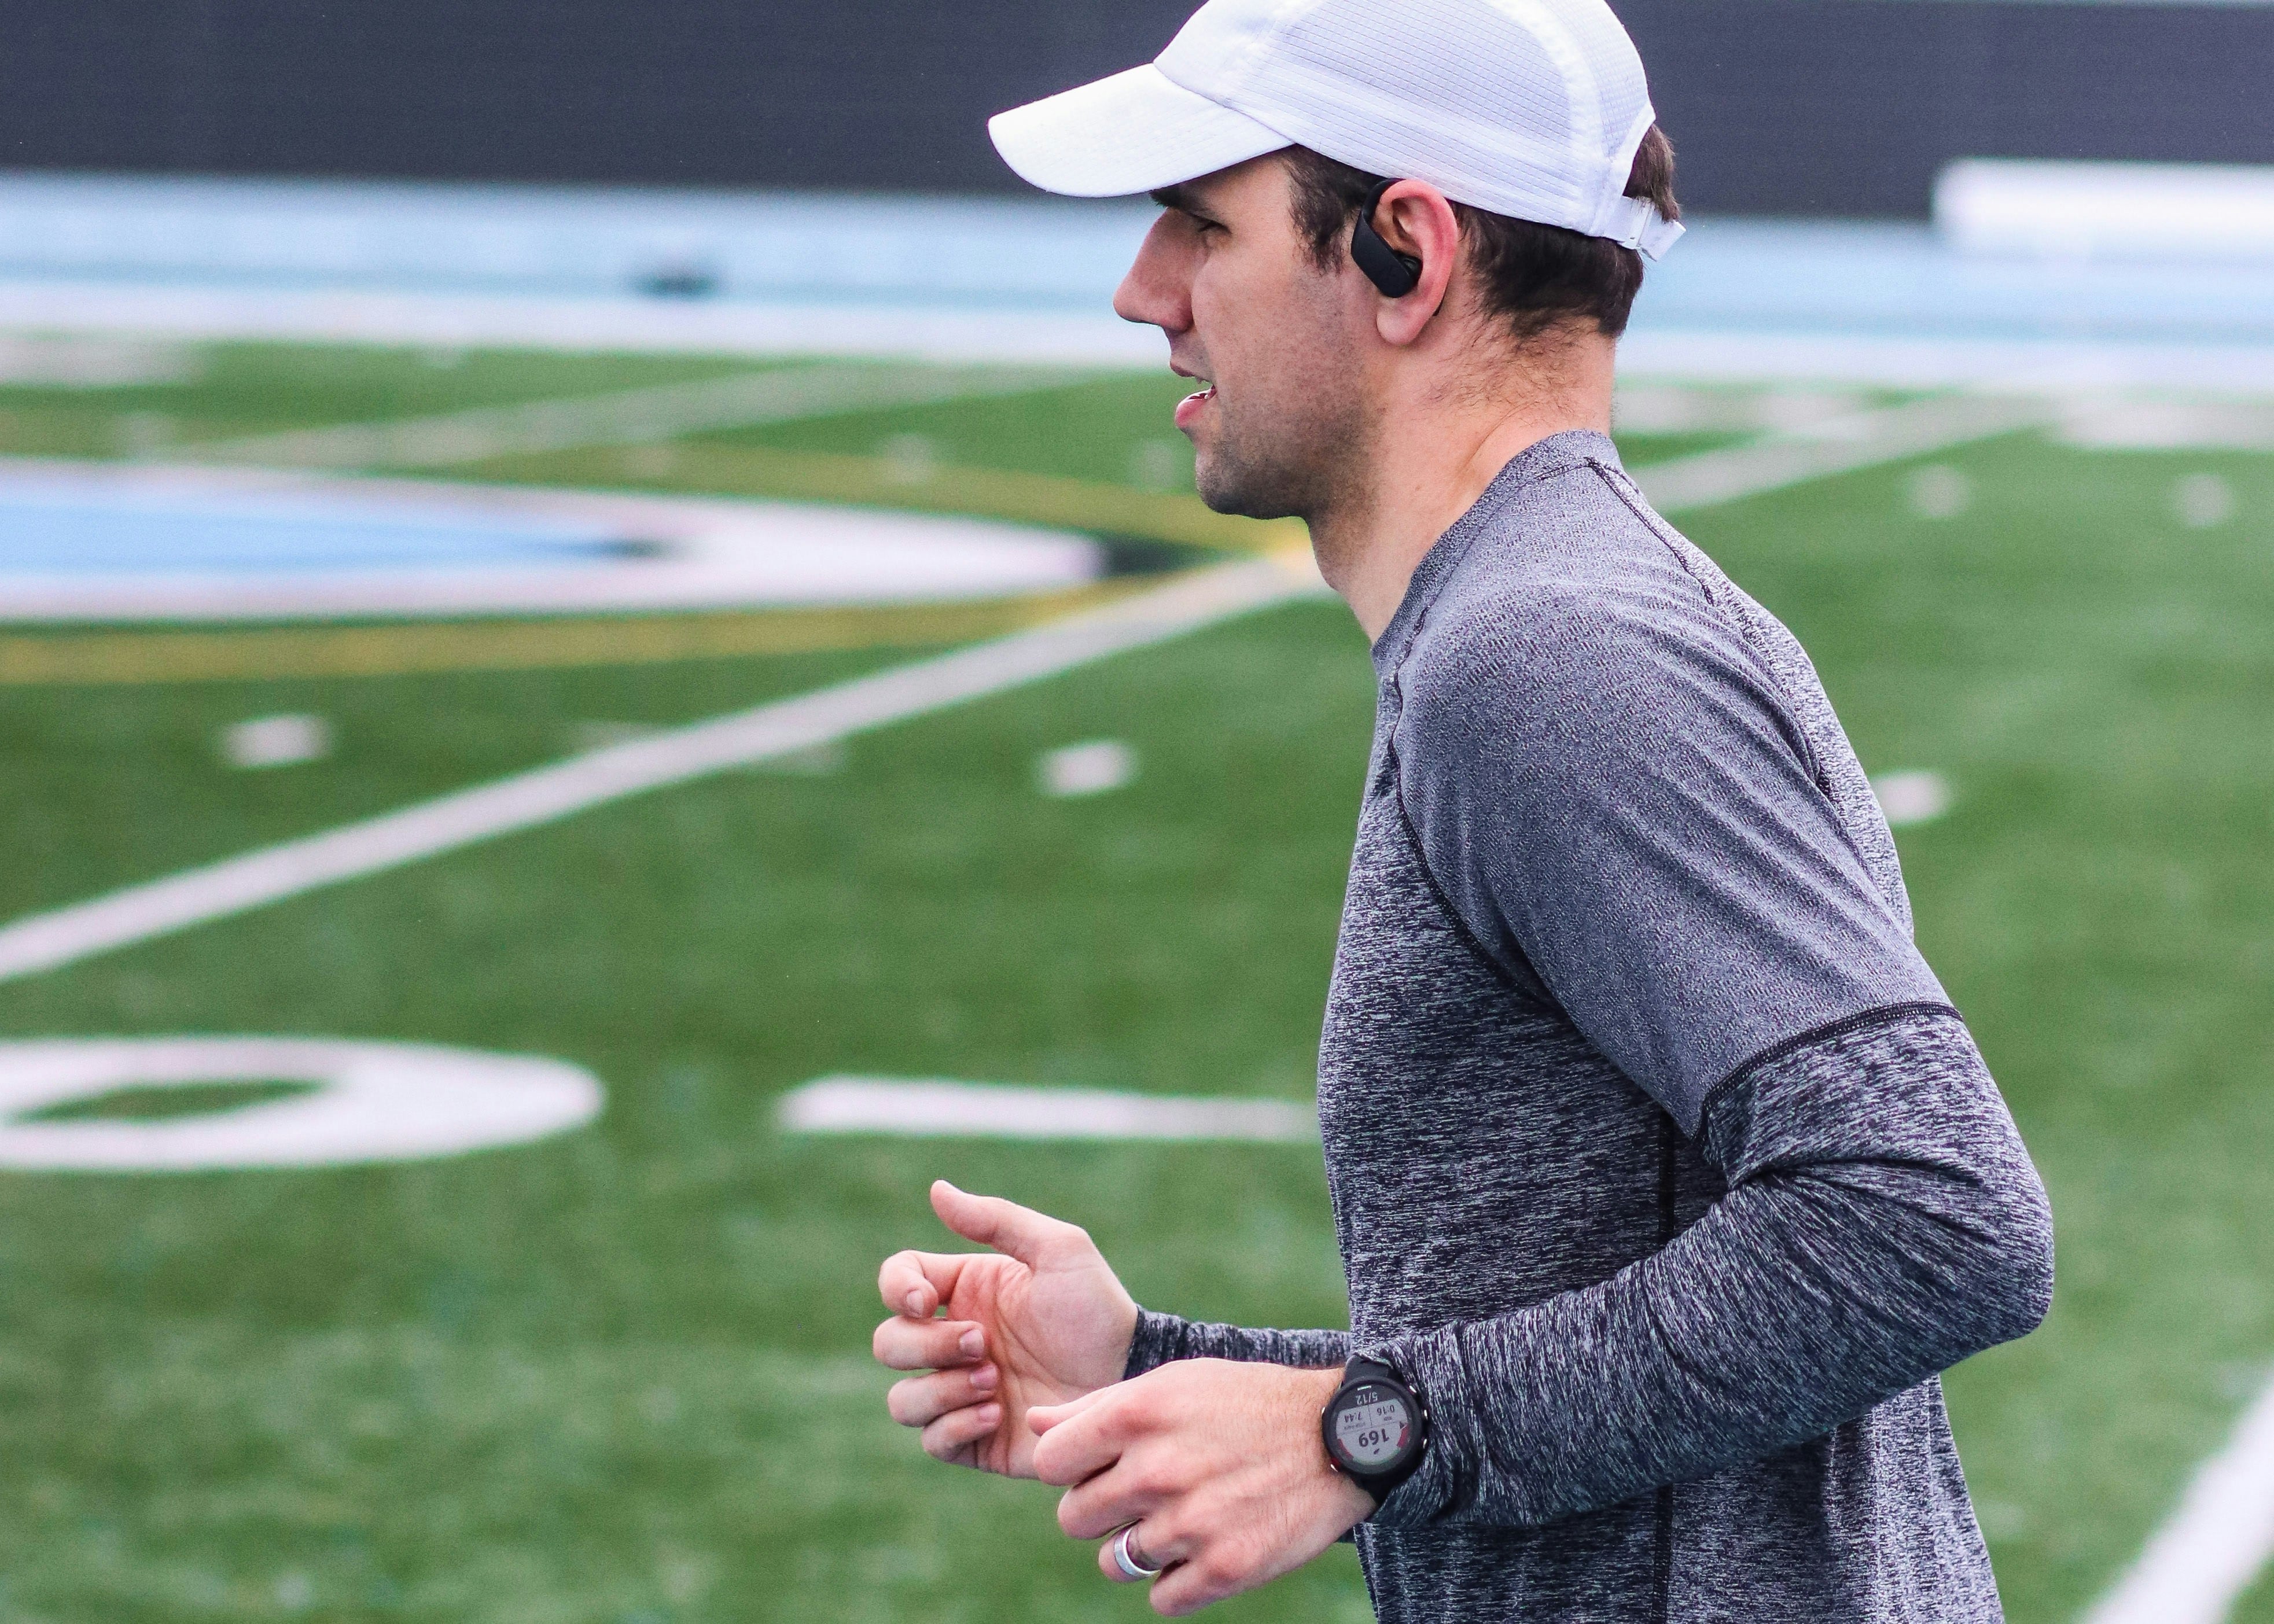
[1368,428,1622,678]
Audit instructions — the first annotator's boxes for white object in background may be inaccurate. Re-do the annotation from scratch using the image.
[0,1037,602,1170]
[0,336,196,388]
[1904,465,1973,521]
[1038,739,1138,798]
[1937,160,2274,263]
[778,1076,1317,1143]
[222,714,332,769]
[878,433,939,486]
[2173,474,2237,529]
[1871,772,1952,830]
[2056,398,2274,453]
[1611,385,1871,438]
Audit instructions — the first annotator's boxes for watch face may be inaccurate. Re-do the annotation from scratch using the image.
[1331,1382,1412,1471]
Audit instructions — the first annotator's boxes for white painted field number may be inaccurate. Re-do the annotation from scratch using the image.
[0,1037,602,1172]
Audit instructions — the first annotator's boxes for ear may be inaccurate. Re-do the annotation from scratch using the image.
[1367,181,1463,347]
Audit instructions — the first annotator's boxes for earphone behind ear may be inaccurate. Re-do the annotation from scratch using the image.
[1351,178,1423,297]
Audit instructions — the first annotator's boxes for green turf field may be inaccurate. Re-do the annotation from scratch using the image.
[0,345,2268,1622]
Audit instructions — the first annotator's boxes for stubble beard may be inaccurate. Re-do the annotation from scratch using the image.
[1191,371,1371,530]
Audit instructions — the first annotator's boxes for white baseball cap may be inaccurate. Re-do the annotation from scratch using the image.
[989,0,1682,260]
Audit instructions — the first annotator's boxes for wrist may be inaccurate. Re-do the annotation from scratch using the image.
[1295,1367,1376,1523]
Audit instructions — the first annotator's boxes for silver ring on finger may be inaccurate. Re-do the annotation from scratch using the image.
[1113,1524,1164,1580]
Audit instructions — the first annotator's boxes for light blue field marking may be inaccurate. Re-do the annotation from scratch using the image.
[0,479,622,577]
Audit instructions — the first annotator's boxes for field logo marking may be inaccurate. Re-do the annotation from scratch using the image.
[0,1037,601,1170]
[778,1077,1316,1143]
[0,457,1107,624]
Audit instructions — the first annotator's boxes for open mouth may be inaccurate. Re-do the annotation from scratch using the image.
[1173,382,1216,432]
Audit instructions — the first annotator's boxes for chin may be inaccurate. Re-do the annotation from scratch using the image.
[1192,455,1252,518]
[1195,461,1301,523]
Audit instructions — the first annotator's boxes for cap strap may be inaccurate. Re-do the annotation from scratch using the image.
[1603,194,1685,261]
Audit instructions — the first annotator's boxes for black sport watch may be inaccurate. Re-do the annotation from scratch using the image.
[1320,1355,1429,1505]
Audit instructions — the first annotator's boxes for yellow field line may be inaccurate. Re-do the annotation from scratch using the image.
[0,585,1157,687]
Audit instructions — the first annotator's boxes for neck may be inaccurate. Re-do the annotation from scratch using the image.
[1309,330,1616,642]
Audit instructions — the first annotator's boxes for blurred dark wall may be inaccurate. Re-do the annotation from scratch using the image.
[4,0,2269,216]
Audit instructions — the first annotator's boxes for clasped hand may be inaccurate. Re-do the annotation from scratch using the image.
[872,1181,1370,1615]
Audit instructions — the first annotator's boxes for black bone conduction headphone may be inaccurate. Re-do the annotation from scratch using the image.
[1351,178,1423,297]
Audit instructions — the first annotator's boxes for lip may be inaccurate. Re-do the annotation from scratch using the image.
[1173,383,1216,432]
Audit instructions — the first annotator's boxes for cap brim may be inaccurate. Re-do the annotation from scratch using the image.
[989,64,1291,198]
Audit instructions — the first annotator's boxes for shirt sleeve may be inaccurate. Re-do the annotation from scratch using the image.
[1393,586,1947,1133]
[1363,585,2051,1528]
[1360,1006,2053,1529]
[1123,1312,1349,1380]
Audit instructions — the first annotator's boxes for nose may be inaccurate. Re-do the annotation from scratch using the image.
[1112,212,1195,337]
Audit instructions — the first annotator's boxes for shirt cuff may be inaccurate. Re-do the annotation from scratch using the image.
[1352,1328,1467,1527]
[1123,1308,1193,1380]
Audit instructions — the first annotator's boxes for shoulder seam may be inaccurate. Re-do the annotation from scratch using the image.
[1593,458,1854,825]
[1698,1000,1967,1131]
[1588,461,1716,601]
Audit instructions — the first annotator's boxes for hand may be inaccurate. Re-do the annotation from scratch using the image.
[1028,1360,1372,1616]
[873,1180,1140,1478]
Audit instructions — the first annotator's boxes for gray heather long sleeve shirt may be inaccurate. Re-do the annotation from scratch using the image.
[1125,430,2054,1623]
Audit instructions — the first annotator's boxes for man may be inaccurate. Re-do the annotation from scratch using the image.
[871,0,2055,1618]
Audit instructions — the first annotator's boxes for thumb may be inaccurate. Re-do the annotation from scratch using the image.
[930,1180,1085,1269]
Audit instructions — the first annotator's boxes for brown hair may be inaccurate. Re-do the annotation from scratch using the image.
[1285,126,1679,342]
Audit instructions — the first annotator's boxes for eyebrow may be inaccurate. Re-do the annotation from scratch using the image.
[1150,182,1215,218]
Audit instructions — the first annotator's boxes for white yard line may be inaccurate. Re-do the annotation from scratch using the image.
[12,281,2274,392]
[188,361,1080,471]
[0,386,2049,987]
[1632,392,2052,515]
[0,556,1324,986]
[0,283,1168,369]
[777,1077,1317,1143]
[2080,1378,2274,1624]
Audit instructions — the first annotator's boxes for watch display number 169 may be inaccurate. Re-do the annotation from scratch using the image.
[1333,1386,1412,1468]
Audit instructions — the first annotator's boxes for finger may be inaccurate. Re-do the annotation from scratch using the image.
[1059,1457,1168,1540]
[1025,1384,1112,1435]
[931,1179,1092,1270]
[877,1247,976,1320]
[872,1314,986,1371]
[1030,1391,1133,1487]
[1096,1517,1194,1586]
[1143,1529,1244,1620]
[886,1365,998,1428]
[1147,1557,1228,1618]
[919,1400,1002,1464]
